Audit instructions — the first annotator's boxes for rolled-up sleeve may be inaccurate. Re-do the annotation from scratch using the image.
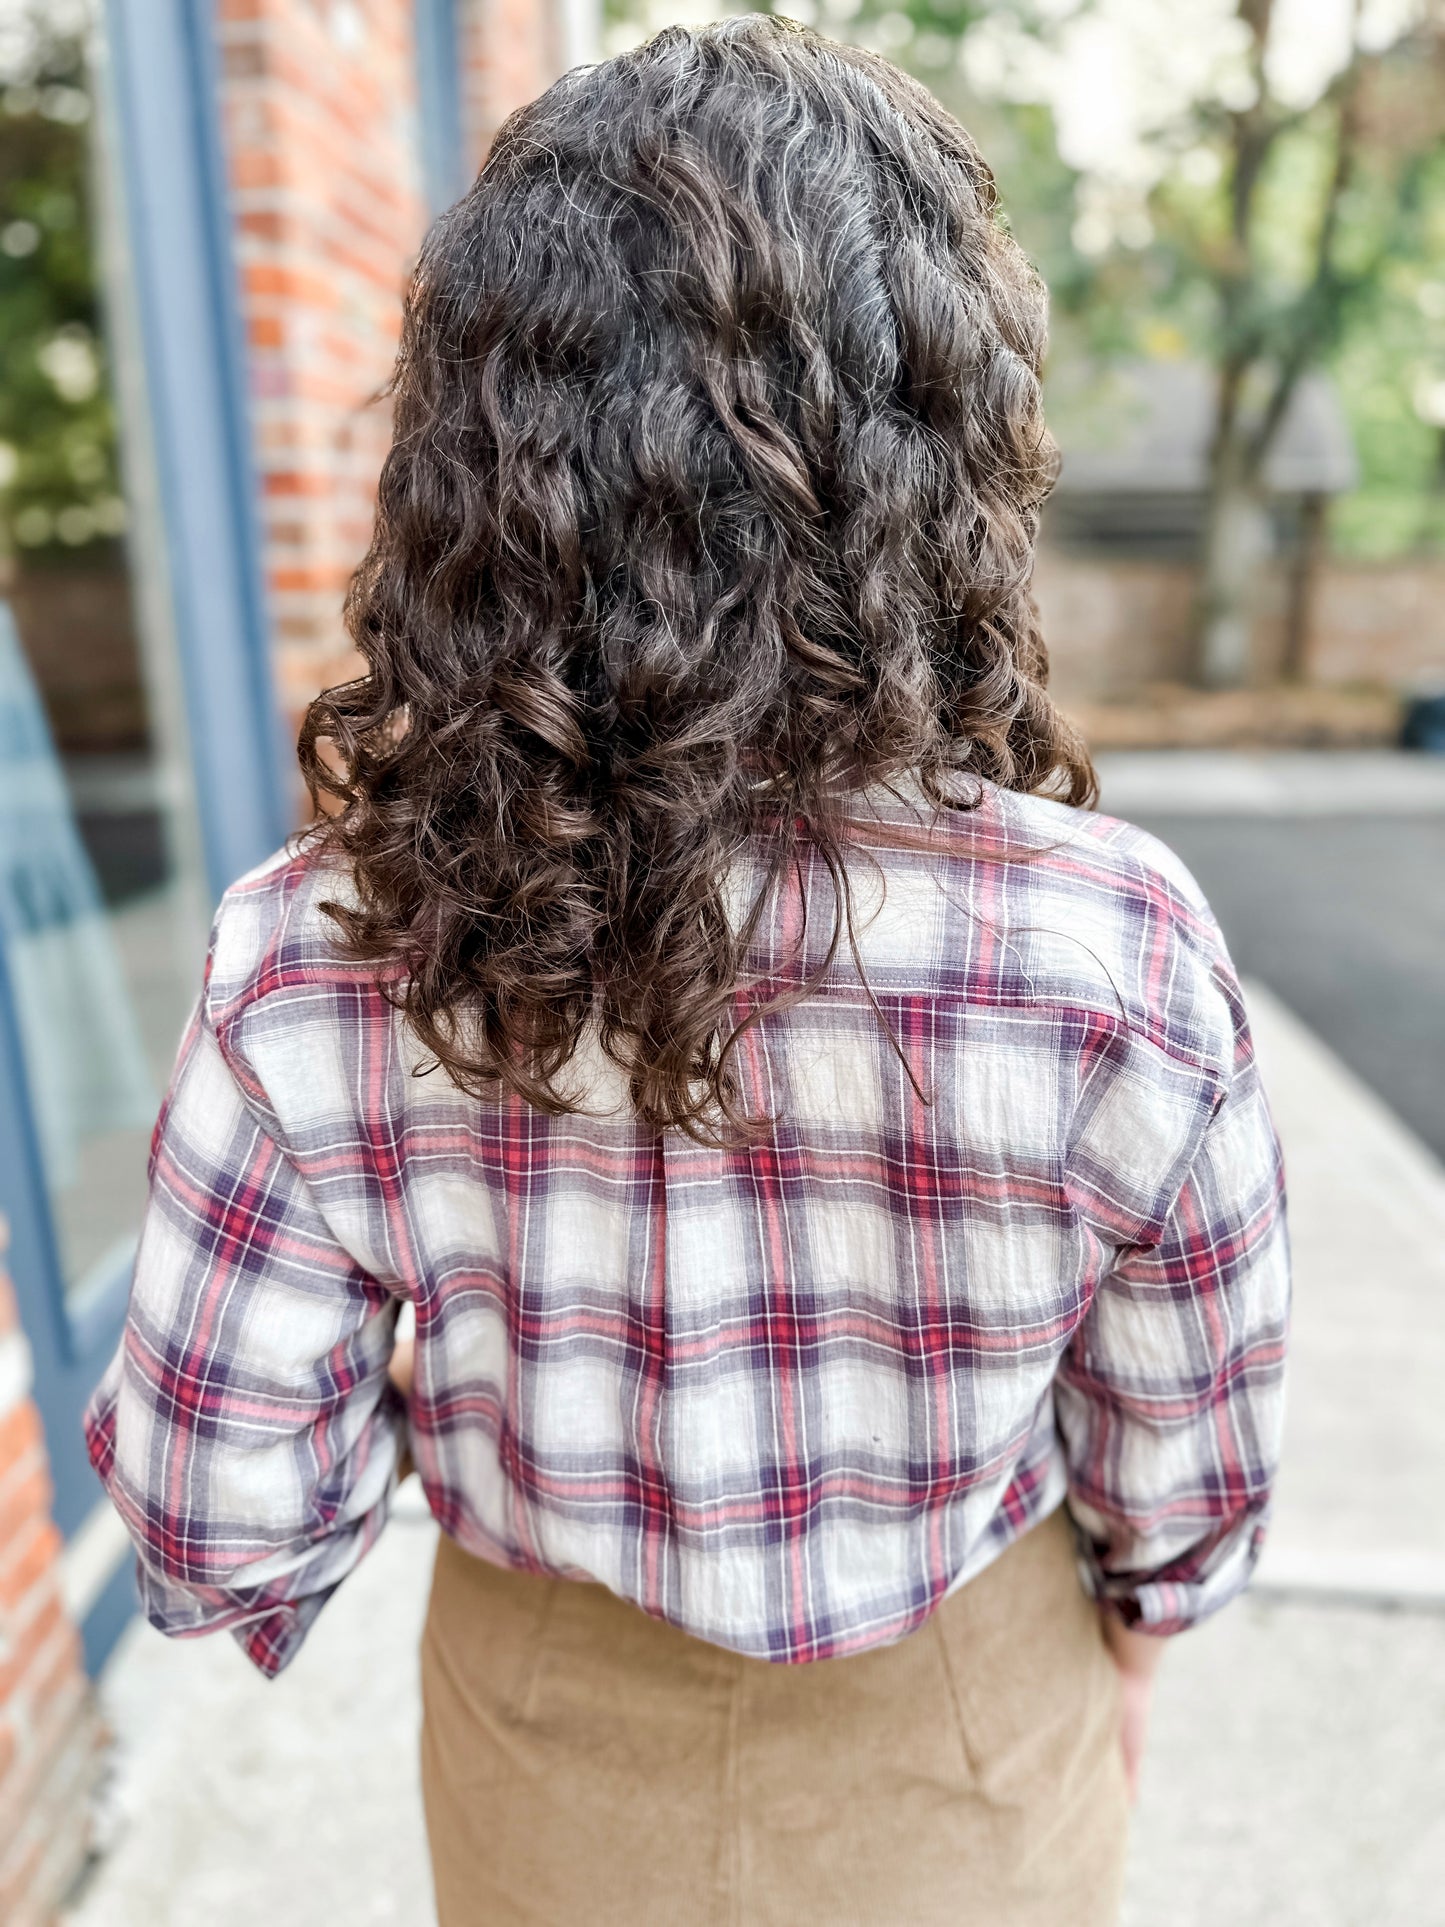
[1055,1027,1290,1635]
[84,1003,405,1678]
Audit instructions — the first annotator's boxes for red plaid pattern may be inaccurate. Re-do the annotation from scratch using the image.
[86,781,1289,1676]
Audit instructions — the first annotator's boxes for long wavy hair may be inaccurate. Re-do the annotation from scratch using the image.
[299,15,1095,1142]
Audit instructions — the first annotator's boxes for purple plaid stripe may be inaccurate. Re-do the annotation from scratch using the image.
[86,781,1289,1674]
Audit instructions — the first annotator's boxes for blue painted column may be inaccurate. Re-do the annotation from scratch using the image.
[416,0,469,213]
[102,0,290,902]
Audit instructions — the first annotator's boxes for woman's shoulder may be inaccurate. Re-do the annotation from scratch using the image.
[202,840,375,1037]
[945,783,1244,1078]
[857,773,1209,911]
[974,783,1211,912]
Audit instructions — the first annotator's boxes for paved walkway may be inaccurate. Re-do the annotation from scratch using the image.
[64,762,1445,1921]
[1122,982,1445,1927]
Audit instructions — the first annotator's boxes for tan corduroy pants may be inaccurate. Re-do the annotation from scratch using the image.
[420,1505,1129,1926]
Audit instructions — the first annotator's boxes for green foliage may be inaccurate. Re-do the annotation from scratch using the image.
[870,4,1445,559]
[1325,141,1445,557]
[0,22,122,566]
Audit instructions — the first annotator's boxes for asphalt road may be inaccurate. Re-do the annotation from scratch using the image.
[1125,813,1445,1160]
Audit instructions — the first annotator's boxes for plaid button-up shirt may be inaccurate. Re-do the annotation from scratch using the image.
[86,780,1289,1677]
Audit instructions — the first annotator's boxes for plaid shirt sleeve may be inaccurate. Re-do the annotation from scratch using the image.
[84,995,406,1679]
[1055,978,1290,1635]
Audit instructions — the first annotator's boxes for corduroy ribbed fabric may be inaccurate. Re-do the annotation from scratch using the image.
[420,1503,1130,1926]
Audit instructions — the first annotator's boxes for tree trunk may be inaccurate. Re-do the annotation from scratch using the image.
[1196,450,1274,689]
[1280,491,1327,681]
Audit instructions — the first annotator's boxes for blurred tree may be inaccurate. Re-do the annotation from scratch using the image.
[0,4,123,572]
[856,0,1445,685]
[1156,2,1445,683]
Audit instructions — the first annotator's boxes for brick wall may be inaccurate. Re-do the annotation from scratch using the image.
[217,0,566,751]
[461,0,560,164]
[216,0,433,733]
[1301,560,1445,691]
[0,1226,104,1927]
[1037,548,1445,703]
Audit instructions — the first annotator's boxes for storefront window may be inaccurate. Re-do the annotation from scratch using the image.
[0,7,206,1317]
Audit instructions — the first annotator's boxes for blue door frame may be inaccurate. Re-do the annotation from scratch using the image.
[416,0,469,212]
[0,0,466,1672]
[103,0,292,902]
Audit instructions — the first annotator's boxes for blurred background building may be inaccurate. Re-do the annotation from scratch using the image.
[0,0,1440,1920]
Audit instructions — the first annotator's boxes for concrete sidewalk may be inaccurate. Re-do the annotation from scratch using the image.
[1121,982,1445,1927]
[64,983,1445,1926]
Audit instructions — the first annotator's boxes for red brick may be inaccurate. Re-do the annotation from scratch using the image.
[24,1640,88,1765]
[0,1520,62,1611]
[0,1236,95,1926]
[0,1468,52,1558]
[0,1403,41,1473]
[263,470,334,498]
[0,1593,63,1704]
[0,1693,101,1926]
[247,314,286,350]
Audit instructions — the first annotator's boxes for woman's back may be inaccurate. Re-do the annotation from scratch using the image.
[92,776,1283,1674]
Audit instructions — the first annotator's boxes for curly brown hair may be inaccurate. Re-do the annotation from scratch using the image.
[299,15,1094,1142]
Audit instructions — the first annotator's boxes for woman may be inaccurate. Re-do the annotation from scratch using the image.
[86,19,1289,1924]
